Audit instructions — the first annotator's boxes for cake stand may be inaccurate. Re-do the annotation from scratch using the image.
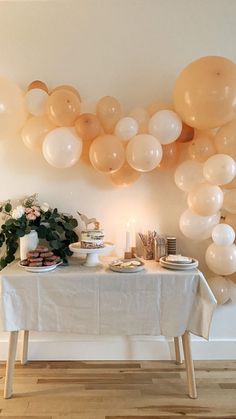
[69,242,115,267]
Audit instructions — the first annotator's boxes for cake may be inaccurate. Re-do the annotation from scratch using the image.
[81,229,105,249]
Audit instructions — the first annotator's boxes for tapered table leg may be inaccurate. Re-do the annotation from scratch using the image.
[21,330,29,365]
[182,331,197,399]
[4,331,19,399]
[174,336,183,364]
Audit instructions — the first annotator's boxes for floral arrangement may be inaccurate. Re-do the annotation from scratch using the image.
[0,194,78,268]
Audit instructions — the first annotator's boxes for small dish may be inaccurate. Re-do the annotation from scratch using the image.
[109,258,145,273]
[19,261,62,273]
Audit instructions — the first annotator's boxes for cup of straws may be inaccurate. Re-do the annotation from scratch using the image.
[138,231,157,260]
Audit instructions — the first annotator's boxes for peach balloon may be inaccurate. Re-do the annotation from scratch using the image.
[21,116,55,151]
[188,183,224,216]
[223,190,236,214]
[89,134,125,174]
[46,89,80,126]
[0,77,27,139]
[51,85,81,101]
[203,154,236,186]
[156,142,179,171]
[27,80,48,93]
[126,134,163,172]
[129,107,149,133]
[80,138,93,166]
[147,102,173,116]
[173,56,236,129]
[174,160,204,192]
[96,96,122,134]
[214,119,236,160]
[188,131,216,162]
[75,113,102,141]
[205,243,236,276]
[224,212,236,230]
[176,122,195,143]
[110,162,141,187]
[207,276,230,304]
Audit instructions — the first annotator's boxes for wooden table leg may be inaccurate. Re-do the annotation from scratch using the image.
[182,331,197,399]
[21,330,29,365]
[4,331,19,399]
[174,336,183,364]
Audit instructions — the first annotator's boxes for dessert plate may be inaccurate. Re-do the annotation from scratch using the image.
[159,257,198,270]
[19,261,62,273]
[69,242,114,267]
[109,258,145,273]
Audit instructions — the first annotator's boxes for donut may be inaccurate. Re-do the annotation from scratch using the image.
[29,261,43,267]
[20,259,29,266]
[28,257,43,263]
[40,251,54,258]
[45,255,60,261]
[43,260,56,266]
[35,246,49,253]
[27,251,39,258]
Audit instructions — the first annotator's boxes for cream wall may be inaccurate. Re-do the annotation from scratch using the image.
[0,0,235,359]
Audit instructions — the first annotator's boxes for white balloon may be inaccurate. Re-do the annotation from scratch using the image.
[126,134,163,172]
[228,277,236,303]
[25,88,48,116]
[187,183,224,216]
[205,243,236,275]
[43,127,82,168]
[148,110,182,144]
[207,276,230,304]
[174,160,204,192]
[203,154,236,185]
[114,117,138,141]
[212,223,235,246]
[179,208,220,241]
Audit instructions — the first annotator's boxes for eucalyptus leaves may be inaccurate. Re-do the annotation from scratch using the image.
[0,194,78,269]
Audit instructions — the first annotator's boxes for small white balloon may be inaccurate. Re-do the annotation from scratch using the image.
[212,223,235,246]
[179,208,220,241]
[203,154,236,185]
[174,160,204,192]
[114,117,138,141]
[43,127,82,168]
[205,242,236,275]
[126,134,163,172]
[25,88,48,116]
[207,276,230,304]
[148,110,182,144]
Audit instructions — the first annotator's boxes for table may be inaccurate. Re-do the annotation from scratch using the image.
[0,258,217,399]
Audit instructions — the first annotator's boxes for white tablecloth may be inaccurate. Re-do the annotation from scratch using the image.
[0,258,217,339]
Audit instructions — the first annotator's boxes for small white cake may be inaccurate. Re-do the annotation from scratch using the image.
[81,230,105,249]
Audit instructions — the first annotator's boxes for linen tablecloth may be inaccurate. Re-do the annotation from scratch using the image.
[0,258,217,339]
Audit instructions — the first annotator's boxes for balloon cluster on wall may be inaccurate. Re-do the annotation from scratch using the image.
[0,55,236,303]
[173,56,236,305]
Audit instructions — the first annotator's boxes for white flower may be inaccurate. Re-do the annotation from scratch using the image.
[12,205,25,220]
[40,202,50,213]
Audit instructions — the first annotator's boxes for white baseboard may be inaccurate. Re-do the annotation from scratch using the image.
[0,334,235,361]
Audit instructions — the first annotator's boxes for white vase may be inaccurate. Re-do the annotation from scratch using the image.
[20,230,39,261]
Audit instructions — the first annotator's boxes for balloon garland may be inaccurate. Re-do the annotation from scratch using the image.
[1,55,236,303]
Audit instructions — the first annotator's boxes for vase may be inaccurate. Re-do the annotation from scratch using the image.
[20,230,39,261]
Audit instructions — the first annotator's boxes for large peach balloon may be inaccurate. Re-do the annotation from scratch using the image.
[148,110,182,144]
[46,89,80,126]
[43,127,82,168]
[0,77,27,139]
[75,113,102,141]
[173,56,236,129]
[129,107,149,133]
[188,183,224,216]
[126,134,163,172]
[51,85,81,101]
[207,276,230,304]
[96,96,122,133]
[156,142,179,171]
[21,116,55,151]
[110,162,141,187]
[205,243,236,275]
[174,160,204,192]
[188,131,216,162]
[176,122,195,143]
[214,119,236,160]
[89,134,124,174]
[203,154,236,185]
[179,208,220,241]
[223,189,236,214]
[147,102,173,116]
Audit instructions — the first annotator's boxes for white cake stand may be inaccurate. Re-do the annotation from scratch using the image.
[69,242,115,267]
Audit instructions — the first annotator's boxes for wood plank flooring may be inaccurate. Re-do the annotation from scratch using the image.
[0,360,235,418]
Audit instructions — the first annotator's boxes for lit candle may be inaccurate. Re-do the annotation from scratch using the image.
[125,221,131,252]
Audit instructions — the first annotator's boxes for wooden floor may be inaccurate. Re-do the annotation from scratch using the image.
[0,360,235,418]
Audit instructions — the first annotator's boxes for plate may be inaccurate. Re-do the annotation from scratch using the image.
[159,257,198,270]
[109,259,145,273]
[19,261,62,273]
[164,256,193,264]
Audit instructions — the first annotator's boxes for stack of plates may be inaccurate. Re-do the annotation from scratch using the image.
[159,256,198,270]
[166,237,177,255]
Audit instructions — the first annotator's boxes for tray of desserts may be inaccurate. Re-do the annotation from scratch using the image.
[109,258,145,273]
[19,246,62,273]
[159,255,198,270]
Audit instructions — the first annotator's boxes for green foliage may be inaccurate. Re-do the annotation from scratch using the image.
[0,204,78,269]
